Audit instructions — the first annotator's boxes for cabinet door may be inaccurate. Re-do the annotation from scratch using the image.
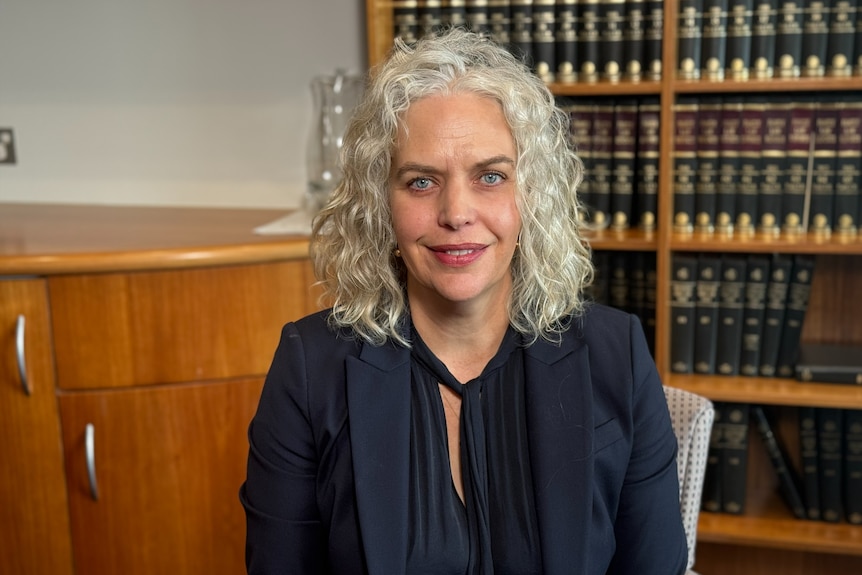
[0,279,74,574]
[59,377,263,575]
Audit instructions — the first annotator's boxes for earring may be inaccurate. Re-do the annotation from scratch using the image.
[394,247,402,258]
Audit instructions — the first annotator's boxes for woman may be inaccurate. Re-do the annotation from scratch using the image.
[241,28,687,575]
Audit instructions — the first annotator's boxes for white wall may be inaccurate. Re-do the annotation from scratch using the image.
[0,0,366,209]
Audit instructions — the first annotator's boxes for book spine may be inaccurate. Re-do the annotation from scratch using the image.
[590,98,615,228]
[844,408,862,524]
[532,0,556,82]
[466,0,491,35]
[636,97,661,231]
[695,97,723,233]
[855,0,862,75]
[717,96,743,234]
[629,252,649,325]
[673,97,700,233]
[801,0,831,77]
[678,0,705,79]
[752,405,808,519]
[554,0,577,83]
[511,0,535,66]
[758,254,793,376]
[702,0,730,79]
[610,98,638,230]
[826,0,857,76]
[419,0,445,37]
[644,253,658,353]
[833,100,862,236]
[587,250,611,305]
[817,407,845,522]
[758,100,790,235]
[783,96,816,234]
[775,255,817,377]
[750,0,779,78]
[599,0,627,81]
[721,402,751,514]
[799,405,821,519]
[579,0,602,81]
[775,0,805,77]
[715,256,748,375]
[739,255,770,376]
[726,0,755,80]
[702,402,725,512]
[623,0,647,81]
[644,0,665,79]
[810,97,840,235]
[694,255,723,374]
[671,255,699,373]
[736,97,766,235]
[393,0,421,44]
[569,99,595,221]
[608,252,630,310]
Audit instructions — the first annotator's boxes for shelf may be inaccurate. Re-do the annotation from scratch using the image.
[666,374,862,409]
[670,232,862,255]
[547,80,662,97]
[673,76,862,94]
[582,228,657,251]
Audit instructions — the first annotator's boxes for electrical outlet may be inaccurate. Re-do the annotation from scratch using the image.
[0,128,17,165]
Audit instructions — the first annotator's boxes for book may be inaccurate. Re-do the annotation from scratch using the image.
[715,256,747,376]
[758,99,790,236]
[590,98,615,228]
[739,255,770,376]
[643,0,664,79]
[775,0,805,77]
[466,0,491,36]
[511,0,535,66]
[554,0,577,83]
[750,0,779,78]
[726,0,754,79]
[598,0,627,82]
[751,405,807,519]
[610,98,638,230]
[673,96,700,233]
[532,0,556,82]
[446,0,469,28]
[695,96,722,233]
[702,402,725,512]
[717,96,743,234]
[800,0,831,77]
[629,252,649,324]
[799,405,821,519]
[636,97,661,231]
[569,98,595,222]
[644,252,658,354]
[795,342,862,384]
[670,254,699,373]
[758,254,793,377]
[825,0,856,76]
[810,97,841,235]
[701,0,729,79]
[736,97,766,236]
[393,0,420,44]
[694,255,722,374]
[817,407,844,522]
[775,254,816,377]
[578,0,601,81]
[419,0,445,37]
[721,402,751,514]
[678,0,704,79]
[782,96,816,235]
[844,409,862,524]
[623,0,647,81]
[833,100,862,236]
[586,250,611,305]
[608,252,630,311]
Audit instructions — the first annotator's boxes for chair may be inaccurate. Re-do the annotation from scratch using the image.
[663,385,715,575]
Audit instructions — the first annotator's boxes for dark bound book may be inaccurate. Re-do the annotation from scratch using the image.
[695,97,723,233]
[446,0,469,28]
[623,0,647,81]
[678,0,704,79]
[578,0,601,81]
[826,0,857,76]
[610,98,638,230]
[466,0,491,35]
[644,0,664,79]
[721,402,751,514]
[671,254,699,374]
[488,0,512,49]
[795,342,862,385]
[739,255,771,376]
[570,99,595,222]
[833,100,862,236]
[532,0,556,82]
[817,407,844,522]
[644,252,658,353]
[393,0,420,44]
[419,0,445,37]
[855,0,862,75]
[783,96,816,235]
[554,0,577,83]
[844,409,862,524]
[809,97,841,235]
[800,0,831,77]
[799,406,821,519]
[737,97,766,235]
[702,0,730,79]
[694,255,723,374]
[590,98,615,228]
[758,254,793,377]
[586,250,611,305]
[775,255,816,378]
[598,0,627,82]
[629,252,648,323]
[775,0,805,77]
[715,256,748,376]
[636,97,661,231]
[717,96,743,234]
[758,100,790,236]
[673,97,700,234]
[511,0,535,67]
[702,402,724,512]
[608,252,630,311]
[750,0,779,78]
[726,0,755,79]
[752,405,808,519]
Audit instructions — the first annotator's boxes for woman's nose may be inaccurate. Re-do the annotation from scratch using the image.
[437,180,476,229]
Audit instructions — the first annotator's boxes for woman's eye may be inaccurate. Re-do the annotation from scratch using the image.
[408,177,432,190]
[481,172,503,185]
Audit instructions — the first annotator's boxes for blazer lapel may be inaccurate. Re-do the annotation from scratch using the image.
[524,336,594,575]
[346,341,412,575]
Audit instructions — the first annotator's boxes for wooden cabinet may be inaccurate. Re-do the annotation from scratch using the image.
[0,204,319,574]
[364,3,862,573]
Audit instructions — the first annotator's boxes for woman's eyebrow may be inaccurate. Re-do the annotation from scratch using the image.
[394,155,515,179]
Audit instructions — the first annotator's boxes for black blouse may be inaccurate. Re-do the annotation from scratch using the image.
[406,326,542,575]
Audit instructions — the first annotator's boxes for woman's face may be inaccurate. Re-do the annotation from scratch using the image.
[389,92,521,313]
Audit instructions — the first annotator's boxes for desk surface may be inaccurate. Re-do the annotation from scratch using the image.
[0,203,310,275]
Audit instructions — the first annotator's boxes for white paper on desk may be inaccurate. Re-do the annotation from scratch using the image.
[253,210,313,236]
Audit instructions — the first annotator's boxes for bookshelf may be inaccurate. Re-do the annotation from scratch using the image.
[365,1,862,572]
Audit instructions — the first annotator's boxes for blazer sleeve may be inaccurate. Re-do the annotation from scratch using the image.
[239,323,327,574]
[607,315,688,575]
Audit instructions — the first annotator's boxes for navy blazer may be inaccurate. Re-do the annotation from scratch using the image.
[241,304,688,574]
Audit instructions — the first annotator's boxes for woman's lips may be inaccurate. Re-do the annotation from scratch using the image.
[429,244,486,267]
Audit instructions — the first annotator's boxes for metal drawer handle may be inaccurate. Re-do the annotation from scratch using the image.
[85,423,100,501]
[16,315,31,396]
